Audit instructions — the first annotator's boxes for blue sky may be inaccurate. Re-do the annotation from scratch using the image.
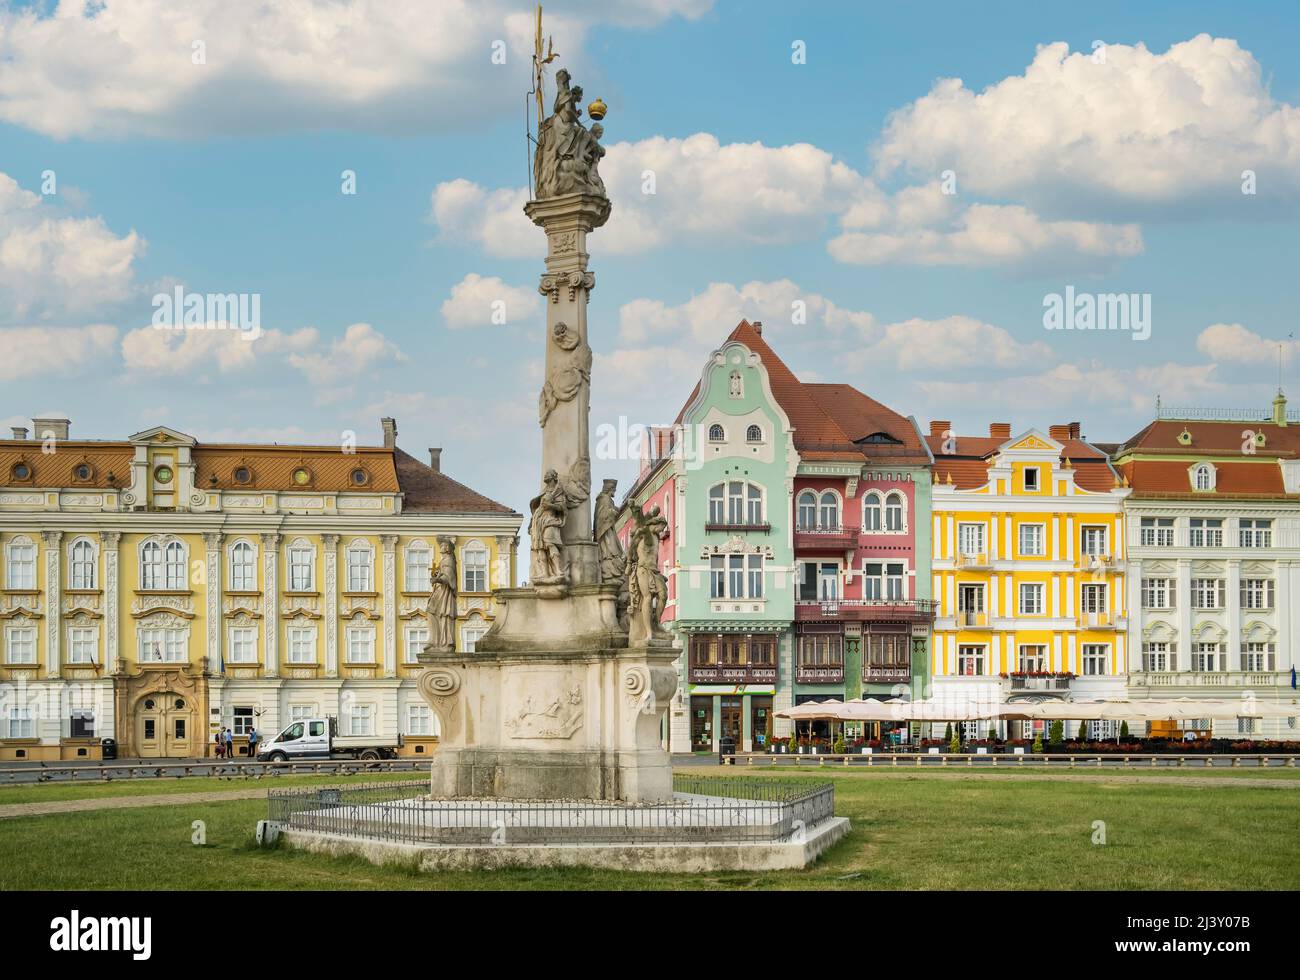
[2,0,1299,517]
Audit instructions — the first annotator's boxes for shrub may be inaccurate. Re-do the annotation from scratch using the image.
[943,722,953,744]
[1120,721,1130,739]
[1078,721,1088,741]
[948,730,961,753]
[1049,720,1064,747]
[1031,735,1044,754]
[988,727,997,741]
[833,735,846,754]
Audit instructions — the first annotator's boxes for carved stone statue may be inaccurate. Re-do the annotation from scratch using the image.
[529,469,568,584]
[426,538,457,651]
[538,321,592,428]
[625,504,669,644]
[593,478,624,585]
[534,68,607,200]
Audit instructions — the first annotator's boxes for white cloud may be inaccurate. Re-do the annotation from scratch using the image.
[852,315,1054,373]
[0,172,144,319]
[440,273,540,329]
[875,35,1300,211]
[429,180,534,259]
[286,322,409,384]
[120,324,316,376]
[1196,322,1300,366]
[0,324,119,381]
[0,0,710,139]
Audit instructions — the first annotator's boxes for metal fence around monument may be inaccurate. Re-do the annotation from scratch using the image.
[266,776,835,846]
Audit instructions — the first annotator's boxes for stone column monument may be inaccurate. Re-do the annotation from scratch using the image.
[417,53,678,803]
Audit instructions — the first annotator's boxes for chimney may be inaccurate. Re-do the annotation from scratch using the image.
[32,417,70,442]
[380,417,397,448]
[751,321,762,335]
[10,427,28,440]
[989,422,1011,439]
[1049,424,1071,441]
[1069,421,1081,440]
[428,448,442,472]
[930,420,951,438]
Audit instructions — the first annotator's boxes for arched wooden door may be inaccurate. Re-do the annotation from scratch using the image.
[135,692,195,758]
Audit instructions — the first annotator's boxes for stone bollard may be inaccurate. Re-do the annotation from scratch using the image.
[1232,756,1241,768]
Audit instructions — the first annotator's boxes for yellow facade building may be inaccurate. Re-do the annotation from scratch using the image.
[0,417,519,761]
[925,422,1130,736]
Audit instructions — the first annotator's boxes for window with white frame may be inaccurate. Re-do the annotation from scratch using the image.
[746,554,764,598]
[957,523,985,557]
[1018,583,1044,615]
[957,645,985,676]
[1192,463,1215,491]
[797,490,817,529]
[1191,578,1224,609]
[404,542,431,591]
[5,538,36,590]
[1141,642,1173,672]
[462,542,489,592]
[884,492,904,532]
[138,627,185,662]
[710,485,727,524]
[461,621,489,652]
[1189,518,1223,548]
[289,705,315,723]
[229,540,256,591]
[69,538,96,590]
[1240,579,1274,610]
[1080,526,1107,556]
[819,492,839,529]
[345,626,375,664]
[1139,517,1174,547]
[728,555,744,598]
[288,541,314,592]
[957,583,985,614]
[346,542,374,592]
[404,624,428,662]
[1242,642,1275,672]
[712,482,763,526]
[884,562,905,601]
[862,493,882,532]
[1018,645,1046,672]
[1023,466,1040,491]
[1082,644,1109,676]
[4,625,36,664]
[708,423,725,441]
[746,485,763,525]
[163,541,186,589]
[66,626,97,664]
[709,556,725,598]
[862,563,883,601]
[1190,642,1223,672]
[746,424,762,443]
[1239,519,1272,548]
[6,707,33,738]
[1141,578,1173,609]
[228,627,257,664]
[232,706,254,736]
[140,541,162,589]
[408,703,433,736]
[286,626,316,664]
[69,709,95,738]
[1080,583,1107,614]
[1238,717,1257,735]
[1018,523,1045,556]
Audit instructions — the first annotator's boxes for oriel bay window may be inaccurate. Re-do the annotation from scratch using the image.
[797,631,843,668]
[867,631,910,669]
[688,633,776,682]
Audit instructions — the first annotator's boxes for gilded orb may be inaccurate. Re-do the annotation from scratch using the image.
[587,97,607,120]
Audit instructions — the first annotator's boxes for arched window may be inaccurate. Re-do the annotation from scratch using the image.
[729,371,743,398]
[5,536,36,590]
[140,541,162,590]
[797,491,817,530]
[708,484,726,523]
[746,424,763,443]
[346,540,374,592]
[885,492,905,532]
[461,614,490,653]
[819,492,839,529]
[863,493,882,532]
[404,540,432,592]
[229,540,256,591]
[462,541,489,592]
[708,423,725,442]
[163,541,186,590]
[69,538,96,590]
[1192,464,1215,491]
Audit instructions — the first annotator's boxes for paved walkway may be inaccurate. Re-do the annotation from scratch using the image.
[0,787,271,819]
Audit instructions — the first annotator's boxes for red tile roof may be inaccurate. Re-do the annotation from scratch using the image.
[924,431,1118,492]
[1115,416,1300,498]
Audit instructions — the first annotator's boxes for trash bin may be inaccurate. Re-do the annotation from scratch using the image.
[100,737,117,760]
[719,736,736,765]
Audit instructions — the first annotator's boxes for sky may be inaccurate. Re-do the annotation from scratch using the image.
[2,0,1299,521]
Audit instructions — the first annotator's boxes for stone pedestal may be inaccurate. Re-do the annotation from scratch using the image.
[418,586,678,803]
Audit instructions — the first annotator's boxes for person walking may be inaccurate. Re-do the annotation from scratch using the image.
[223,727,234,759]
[214,728,224,759]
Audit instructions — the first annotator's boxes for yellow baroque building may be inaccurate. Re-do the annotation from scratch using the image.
[0,416,520,762]
[925,422,1130,736]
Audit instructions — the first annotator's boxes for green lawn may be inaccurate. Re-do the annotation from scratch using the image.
[0,771,417,806]
[3,768,1298,890]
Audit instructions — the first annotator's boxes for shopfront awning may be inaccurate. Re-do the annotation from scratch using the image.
[688,685,777,696]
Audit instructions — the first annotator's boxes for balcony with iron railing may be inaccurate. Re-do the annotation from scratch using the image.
[795,598,937,623]
[688,662,779,685]
[1079,611,1125,630]
[1076,552,1121,571]
[956,610,991,629]
[1007,673,1073,693]
[954,551,991,570]
[864,663,912,683]
[795,662,845,684]
[794,525,857,551]
[704,521,772,534]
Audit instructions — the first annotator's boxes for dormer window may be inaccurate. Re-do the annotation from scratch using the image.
[233,466,252,485]
[1024,467,1040,491]
[708,424,725,442]
[10,462,32,482]
[1191,463,1216,492]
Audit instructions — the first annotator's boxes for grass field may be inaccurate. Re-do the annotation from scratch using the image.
[3,767,1298,890]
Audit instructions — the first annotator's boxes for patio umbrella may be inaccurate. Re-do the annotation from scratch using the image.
[774,698,843,721]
